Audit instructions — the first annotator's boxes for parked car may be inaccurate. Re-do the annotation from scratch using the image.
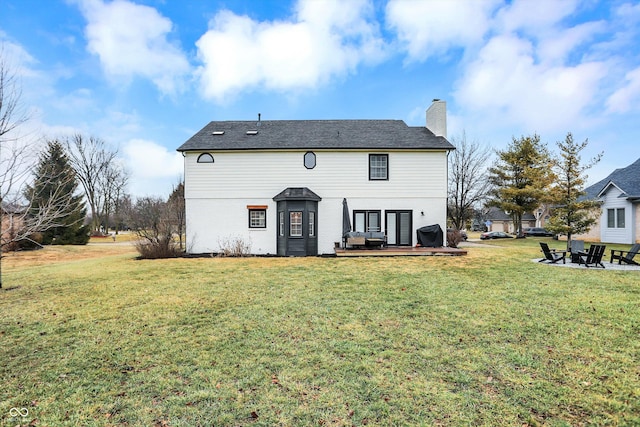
[480,231,513,240]
[523,227,554,237]
[447,228,468,241]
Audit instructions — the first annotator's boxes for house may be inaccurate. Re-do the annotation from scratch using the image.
[1,201,26,251]
[575,158,640,244]
[481,206,536,233]
[177,100,455,256]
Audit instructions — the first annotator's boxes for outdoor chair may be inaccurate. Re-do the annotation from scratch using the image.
[610,243,640,265]
[539,242,567,264]
[578,244,606,268]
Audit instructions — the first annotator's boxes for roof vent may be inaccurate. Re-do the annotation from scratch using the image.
[212,131,225,135]
[246,130,258,135]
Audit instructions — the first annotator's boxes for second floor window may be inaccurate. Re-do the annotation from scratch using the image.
[369,154,388,180]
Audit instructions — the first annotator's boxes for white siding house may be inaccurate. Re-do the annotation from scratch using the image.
[177,101,455,256]
[576,158,640,244]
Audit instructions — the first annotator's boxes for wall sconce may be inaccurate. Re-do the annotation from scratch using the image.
[421,211,425,216]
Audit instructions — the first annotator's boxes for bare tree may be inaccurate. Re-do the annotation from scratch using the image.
[100,161,128,234]
[65,134,118,234]
[1,54,84,287]
[448,132,492,230]
[131,196,182,259]
[167,180,185,250]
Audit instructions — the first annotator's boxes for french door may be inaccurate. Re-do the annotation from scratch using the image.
[386,210,412,246]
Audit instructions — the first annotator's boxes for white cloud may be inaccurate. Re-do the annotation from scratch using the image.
[454,34,607,132]
[122,139,183,197]
[385,0,500,61]
[75,0,190,95]
[195,0,386,102]
[494,0,580,34]
[606,66,640,113]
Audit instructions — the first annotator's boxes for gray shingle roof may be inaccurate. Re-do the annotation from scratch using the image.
[583,157,640,200]
[485,206,535,221]
[177,120,454,152]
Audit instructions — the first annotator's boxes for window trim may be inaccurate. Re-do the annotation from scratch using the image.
[304,151,316,169]
[197,153,214,163]
[290,211,303,237]
[616,208,625,228]
[607,207,626,228]
[369,154,389,180]
[309,211,316,237]
[248,206,267,229]
[353,210,381,232]
[279,212,285,236]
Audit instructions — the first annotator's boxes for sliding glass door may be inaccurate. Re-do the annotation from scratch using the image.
[386,211,412,246]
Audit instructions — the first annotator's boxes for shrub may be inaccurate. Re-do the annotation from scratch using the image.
[218,236,252,257]
[447,229,463,248]
[134,236,181,259]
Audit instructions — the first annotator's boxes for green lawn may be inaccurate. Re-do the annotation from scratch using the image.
[1,240,638,426]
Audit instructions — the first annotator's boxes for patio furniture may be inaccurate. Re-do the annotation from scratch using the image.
[569,240,584,263]
[577,244,606,268]
[539,242,567,264]
[345,231,386,248]
[610,243,640,265]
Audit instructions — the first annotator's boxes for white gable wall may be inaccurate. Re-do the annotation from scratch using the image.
[600,186,634,244]
[184,149,448,254]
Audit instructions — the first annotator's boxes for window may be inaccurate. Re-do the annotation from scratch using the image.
[279,212,285,236]
[197,153,214,163]
[617,208,625,228]
[248,208,266,228]
[607,208,626,228]
[290,212,303,237]
[353,210,381,232]
[309,212,316,237]
[304,151,316,169]
[369,154,388,180]
[607,209,615,228]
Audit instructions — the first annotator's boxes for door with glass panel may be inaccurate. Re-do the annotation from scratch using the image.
[385,211,412,246]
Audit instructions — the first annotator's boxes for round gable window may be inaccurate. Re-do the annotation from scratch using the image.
[304,151,316,169]
[197,153,214,163]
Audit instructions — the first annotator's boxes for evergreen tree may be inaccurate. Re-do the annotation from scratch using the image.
[488,134,555,237]
[546,133,602,251]
[24,140,89,244]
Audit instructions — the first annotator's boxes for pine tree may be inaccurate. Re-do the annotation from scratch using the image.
[546,133,602,251]
[24,140,89,245]
[488,134,555,237]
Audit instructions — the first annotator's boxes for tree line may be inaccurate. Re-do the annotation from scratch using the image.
[448,132,602,251]
[1,50,184,287]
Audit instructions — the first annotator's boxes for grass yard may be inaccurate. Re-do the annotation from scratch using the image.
[1,239,639,426]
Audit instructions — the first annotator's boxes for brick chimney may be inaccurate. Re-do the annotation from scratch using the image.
[426,99,447,138]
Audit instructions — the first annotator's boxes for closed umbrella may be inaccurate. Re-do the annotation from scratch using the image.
[342,198,351,244]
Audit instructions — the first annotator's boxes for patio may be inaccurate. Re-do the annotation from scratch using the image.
[532,258,640,271]
[334,246,467,257]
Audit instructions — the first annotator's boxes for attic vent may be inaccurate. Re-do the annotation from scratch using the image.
[246,130,258,135]
[212,131,225,135]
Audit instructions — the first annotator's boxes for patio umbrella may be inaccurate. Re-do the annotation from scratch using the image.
[342,198,351,238]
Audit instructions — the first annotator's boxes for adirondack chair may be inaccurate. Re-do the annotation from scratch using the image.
[578,244,606,268]
[539,242,567,264]
[610,243,640,265]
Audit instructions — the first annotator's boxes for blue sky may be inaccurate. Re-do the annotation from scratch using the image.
[2,0,640,197]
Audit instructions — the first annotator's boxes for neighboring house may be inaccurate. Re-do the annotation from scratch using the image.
[1,201,26,251]
[482,206,536,233]
[575,158,640,244]
[177,100,455,256]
